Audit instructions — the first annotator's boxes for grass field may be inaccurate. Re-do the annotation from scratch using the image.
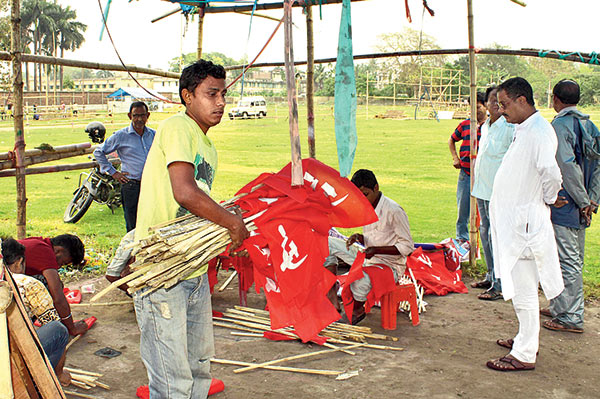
[1,101,598,296]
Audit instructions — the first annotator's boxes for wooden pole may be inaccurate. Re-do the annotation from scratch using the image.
[0,142,93,161]
[306,3,316,158]
[11,0,26,239]
[467,0,478,268]
[197,4,206,59]
[0,47,595,81]
[365,70,369,119]
[283,0,303,186]
[0,158,120,178]
[223,47,600,70]
[0,147,96,171]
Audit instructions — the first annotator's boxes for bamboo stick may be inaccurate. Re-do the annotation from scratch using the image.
[213,320,264,334]
[70,380,91,390]
[63,390,98,399]
[0,142,93,161]
[221,312,357,355]
[66,335,81,352]
[327,338,404,351]
[0,158,120,178]
[233,343,364,373]
[64,368,103,377]
[0,147,95,170]
[218,270,238,292]
[230,332,263,338]
[212,358,342,376]
[70,301,132,307]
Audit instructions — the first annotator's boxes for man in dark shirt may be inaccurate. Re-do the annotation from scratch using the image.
[19,234,88,336]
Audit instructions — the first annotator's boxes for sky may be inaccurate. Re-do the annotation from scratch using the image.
[59,0,600,72]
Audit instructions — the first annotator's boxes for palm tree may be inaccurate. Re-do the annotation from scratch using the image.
[21,0,57,92]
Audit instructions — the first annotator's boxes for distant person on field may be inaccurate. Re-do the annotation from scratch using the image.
[2,238,72,387]
[448,92,487,242]
[18,234,88,336]
[470,86,515,300]
[94,101,156,232]
[487,77,564,372]
[541,79,600,334]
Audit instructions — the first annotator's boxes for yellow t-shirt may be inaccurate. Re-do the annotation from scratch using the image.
[136,112,218,278]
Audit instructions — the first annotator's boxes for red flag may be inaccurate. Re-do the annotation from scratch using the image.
[277,158,377,228]
[405,247,468,296]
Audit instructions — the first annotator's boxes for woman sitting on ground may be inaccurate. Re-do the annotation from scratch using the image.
[1,238,72,387]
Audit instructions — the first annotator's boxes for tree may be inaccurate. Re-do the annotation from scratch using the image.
[374,27,447,97]
[96,70,114,79]
[168,51,242,72]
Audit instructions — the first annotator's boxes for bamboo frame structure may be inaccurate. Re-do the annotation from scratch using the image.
[306,3,316,158]
[11,0,26,238]
[467,0,478,268]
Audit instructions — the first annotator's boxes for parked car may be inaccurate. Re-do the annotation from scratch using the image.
[228,96,267,119]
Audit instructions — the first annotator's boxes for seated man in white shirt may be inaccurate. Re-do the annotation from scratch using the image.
[326,169,414,324]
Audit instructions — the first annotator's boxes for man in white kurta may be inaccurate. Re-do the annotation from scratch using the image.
[488,77,564,371]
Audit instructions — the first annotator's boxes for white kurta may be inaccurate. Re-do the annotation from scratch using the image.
[489,111,564,301]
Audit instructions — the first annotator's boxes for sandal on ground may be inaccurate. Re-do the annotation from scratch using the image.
[540,308,552,318]
[486,356,535,372]
[478,290,502,301]
[542,318,583,333]
[496,338,514,350]
[471,280,491,289]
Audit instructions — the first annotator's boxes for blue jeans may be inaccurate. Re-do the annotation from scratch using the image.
[476,198,501,292]
[121,180,141,232]
[134,275,214,399]
[456,169,471,241]
[37,320,69,368]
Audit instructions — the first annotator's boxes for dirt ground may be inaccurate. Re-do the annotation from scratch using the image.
[64,270,600,399]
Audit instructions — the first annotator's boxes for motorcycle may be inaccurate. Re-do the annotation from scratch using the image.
[63,122,122,223]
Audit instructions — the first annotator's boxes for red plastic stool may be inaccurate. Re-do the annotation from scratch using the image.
[380,283,419,330]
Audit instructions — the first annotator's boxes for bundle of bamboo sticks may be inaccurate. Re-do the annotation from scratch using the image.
[91,192,262,302]
[64,367,109,391]
[216,306,401,346]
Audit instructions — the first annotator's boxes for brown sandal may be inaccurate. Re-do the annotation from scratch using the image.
[486,356,535,371]
[496,338,514,349]
[542,318,583,333]
[471,280,491,289]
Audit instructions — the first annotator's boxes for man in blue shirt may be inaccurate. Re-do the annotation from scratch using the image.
[94,101,156,231]
[471,86,515,300]
[543,79,600,333]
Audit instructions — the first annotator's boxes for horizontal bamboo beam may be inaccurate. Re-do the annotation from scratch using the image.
[0,158,120,178]
[201,0,365,13]
[1,47,594,80]
[0,52,180,79]
[0,147,96,171]
[0,142,93,161]
[225,47,600,70]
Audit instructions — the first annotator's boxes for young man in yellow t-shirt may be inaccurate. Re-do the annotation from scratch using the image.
[134,60,249,398]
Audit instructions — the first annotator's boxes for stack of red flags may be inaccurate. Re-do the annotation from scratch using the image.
[232,158,377,342]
